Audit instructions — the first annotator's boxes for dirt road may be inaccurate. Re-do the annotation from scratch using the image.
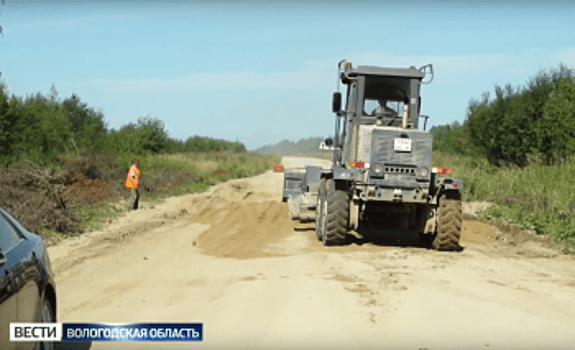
[48,157,575,350]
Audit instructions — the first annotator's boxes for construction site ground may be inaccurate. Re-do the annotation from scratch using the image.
[47,157,575,350]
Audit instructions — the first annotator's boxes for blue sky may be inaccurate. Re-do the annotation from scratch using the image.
[1,1,575,150]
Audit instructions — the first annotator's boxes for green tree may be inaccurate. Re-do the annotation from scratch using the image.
[1,89,73,164]
[135,116,169,154]
[431,121,473,156]
[104,123,139,155]
[62,94,108,151]
[103,116,170,156]
[0,83,16,165]
[164,138,185,153]
[539,77,575,162]
[466,64,575,167]
[181,135,246,153]
[184,136,208,152]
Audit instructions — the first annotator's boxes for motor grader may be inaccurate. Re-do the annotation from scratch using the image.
[283,59,463,251]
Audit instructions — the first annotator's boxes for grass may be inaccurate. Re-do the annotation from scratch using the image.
[73,197,123,232]
[37,226,75,244]
[433,151,575,252]
[143,152,280,180]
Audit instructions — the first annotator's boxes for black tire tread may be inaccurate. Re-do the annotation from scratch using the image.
[40,298,55,350]
[433,191,462,251]
[323,179,349,246]
[315,179,326,241]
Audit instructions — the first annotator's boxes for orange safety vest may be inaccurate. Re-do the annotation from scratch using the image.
[125,165,140,188]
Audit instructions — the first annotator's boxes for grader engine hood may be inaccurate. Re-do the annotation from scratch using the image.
[353,125,432,188]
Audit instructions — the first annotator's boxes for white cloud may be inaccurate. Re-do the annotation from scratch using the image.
[87,68,334,97]
[4,4,164,34]
[84,48,575,114]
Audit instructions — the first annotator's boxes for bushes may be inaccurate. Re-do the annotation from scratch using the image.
[183,136,246,153]
[431,121,474,156]
[538,77,575,162]
[104,116,170,156]
[433,63,575,168]
[0,86,74,166]
[62,93,108,152]
[466,64,575,167]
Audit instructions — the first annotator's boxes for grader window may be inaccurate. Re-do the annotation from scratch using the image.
[363,98,405,117]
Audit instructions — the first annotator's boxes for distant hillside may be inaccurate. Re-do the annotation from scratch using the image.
[255,137,333,158]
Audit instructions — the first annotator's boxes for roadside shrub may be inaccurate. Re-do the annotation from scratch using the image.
[466,64,575,167]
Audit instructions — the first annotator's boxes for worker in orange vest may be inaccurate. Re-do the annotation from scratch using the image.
[125,159,140,211]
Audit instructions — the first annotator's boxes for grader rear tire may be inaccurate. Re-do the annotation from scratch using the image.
[432,190,462,251]
[321,179,349,246]
[315,179,326,241]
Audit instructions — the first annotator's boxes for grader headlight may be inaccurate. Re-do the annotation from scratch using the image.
[416,167,429,177]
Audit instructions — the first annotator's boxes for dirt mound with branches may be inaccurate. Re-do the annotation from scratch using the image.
[61,172,112,206]
[0,164,81,234]
[0,152,196,236]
